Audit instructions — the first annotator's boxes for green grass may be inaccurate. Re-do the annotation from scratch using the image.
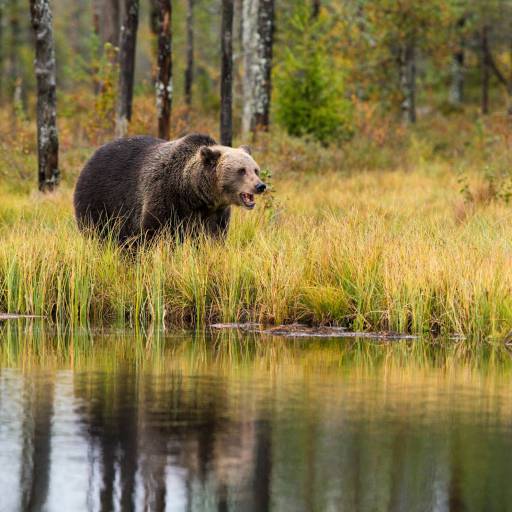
[2,98,512,339]
[1,164,512,339]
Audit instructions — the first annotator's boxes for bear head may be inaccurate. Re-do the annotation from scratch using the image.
[200,144,267,210]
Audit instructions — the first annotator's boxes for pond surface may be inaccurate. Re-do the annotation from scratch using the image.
[1,323,512,512]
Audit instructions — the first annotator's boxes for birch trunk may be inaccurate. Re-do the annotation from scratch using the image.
[29,0,59,192]
[184,0,194,109]
[220,0,234,146]
[242,0,275,135]
[242,0,257,135]
[116,0,139,137]
[155,0,172,140]
[253,0,274,131]
[400,41,416,124]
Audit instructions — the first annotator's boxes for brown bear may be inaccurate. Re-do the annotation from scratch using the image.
[73,133,266,244]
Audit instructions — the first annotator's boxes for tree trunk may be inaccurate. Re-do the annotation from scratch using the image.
[8,0,22,111]
[400,41,416,124]
[242,0,258,135]
[0,1,4,104]
[242,0,275,135]
[155,0,172,140]
[29,0,59,192]
[450,17,465,106]
[184,0,194,110]
[149,0,159,34]
[481,26,490,115]
[450,48,464,106]
[311,0,320,19]
[103,0,121,47]
[20,378,55,511]
[253,0,275,131]
[92,0,101,37]
[116,0,139,137]
[93,0,120,48]
[220,0,234,146]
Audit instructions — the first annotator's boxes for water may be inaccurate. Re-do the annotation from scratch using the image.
[1,324,512,512]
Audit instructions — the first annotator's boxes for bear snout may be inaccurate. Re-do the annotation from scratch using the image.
[255,182,267,194]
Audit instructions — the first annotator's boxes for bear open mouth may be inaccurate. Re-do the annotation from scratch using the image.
[240,192,255,209]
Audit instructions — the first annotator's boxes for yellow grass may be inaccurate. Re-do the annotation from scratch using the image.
[1,160,512,338]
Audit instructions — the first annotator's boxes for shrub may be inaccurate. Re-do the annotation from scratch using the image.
[274,9,354,145]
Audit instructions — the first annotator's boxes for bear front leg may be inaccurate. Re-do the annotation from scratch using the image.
[140,204,164,243]
[206,207,231,239]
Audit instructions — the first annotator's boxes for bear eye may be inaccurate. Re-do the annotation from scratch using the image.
[254,168,260,176]
[238,168,246,175]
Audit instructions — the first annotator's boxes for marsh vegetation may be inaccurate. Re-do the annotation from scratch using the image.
[2,106,512,338]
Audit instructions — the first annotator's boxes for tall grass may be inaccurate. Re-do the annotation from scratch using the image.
[1,164,512,339]
[2,95,512,338]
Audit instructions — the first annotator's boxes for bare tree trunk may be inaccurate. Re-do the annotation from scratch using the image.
[149,0,158,87]
[450,48,464,106]
[242,0,275,135]
[0,1,4,104]
[116,0,139,137]
[481,26,490,115]
[92,0,100,37]
[155,0,172,140]
[103,0,120,47]
[184,0,194,110]
[311,0,320,19]
[253,0,274,131]
[400,41,416,124]
[149,0,158,34]
[8,0,22,112]
[30,0,59,192]
[242,0,257,135]
[235,0,243,49]
[220,0,234,146]
[450,17,465,106]
[91,0,101,94]
[480,24,512,115]
[92,0,120,48]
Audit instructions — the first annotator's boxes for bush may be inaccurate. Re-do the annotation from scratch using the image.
[274,9,354,145]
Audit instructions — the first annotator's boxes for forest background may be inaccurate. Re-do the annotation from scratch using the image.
[2,0,512,338]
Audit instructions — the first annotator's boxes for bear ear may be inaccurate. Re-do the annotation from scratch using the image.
[200,146,221,167]
[239,144,252,155]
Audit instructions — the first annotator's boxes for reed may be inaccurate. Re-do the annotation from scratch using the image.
[1,163,512,339]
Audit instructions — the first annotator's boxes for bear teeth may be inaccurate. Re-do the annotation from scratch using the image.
[240,193,255,209]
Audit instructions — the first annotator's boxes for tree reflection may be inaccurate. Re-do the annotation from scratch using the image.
[4,324,512,510]
[19,374,54,512]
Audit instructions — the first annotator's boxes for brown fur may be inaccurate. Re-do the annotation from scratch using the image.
[73,133,265,244]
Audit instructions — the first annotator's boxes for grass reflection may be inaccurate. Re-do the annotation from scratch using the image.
[2,321,512,511]
[2,320,512,377]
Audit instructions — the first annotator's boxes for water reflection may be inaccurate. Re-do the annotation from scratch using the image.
[1,322,512,511]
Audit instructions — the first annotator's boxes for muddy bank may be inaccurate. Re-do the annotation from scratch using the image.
[210,323,419,340]
[0,313,43,321]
